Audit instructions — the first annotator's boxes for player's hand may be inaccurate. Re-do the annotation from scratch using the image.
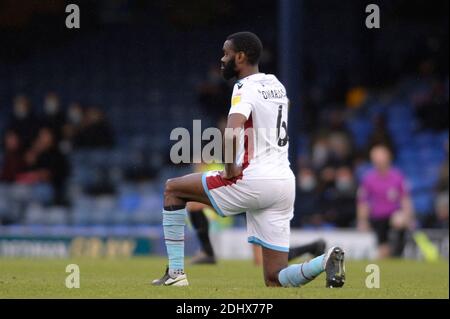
[222,164,243,180]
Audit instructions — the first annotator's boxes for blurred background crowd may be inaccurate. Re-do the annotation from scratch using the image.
[0,0,448,241]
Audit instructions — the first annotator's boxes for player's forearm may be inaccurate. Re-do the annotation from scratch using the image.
[223,113,247,168]
[223,130,238,168]
[223,123,241,165]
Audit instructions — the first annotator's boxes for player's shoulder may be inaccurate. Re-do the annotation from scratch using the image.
[232,77,258,95]
[233,73,285,93]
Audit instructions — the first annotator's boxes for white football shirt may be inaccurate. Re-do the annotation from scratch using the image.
[228,73,294,180]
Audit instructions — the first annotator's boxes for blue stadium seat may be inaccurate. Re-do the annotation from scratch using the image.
[346,118,373,149]
[412,192,434,216]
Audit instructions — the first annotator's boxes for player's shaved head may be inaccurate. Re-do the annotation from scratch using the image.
[226,31,263,65]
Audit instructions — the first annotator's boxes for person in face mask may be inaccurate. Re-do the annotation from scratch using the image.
[41,92,66,143]
[333,166,357,227]
[296,168,321,227]
[298,168,318,192]
[44,93,60,115]
[67,102,83,125]
[8,95,39,149]
[13,95,30,120]
[335,166,356,194]
[61,102,84,152]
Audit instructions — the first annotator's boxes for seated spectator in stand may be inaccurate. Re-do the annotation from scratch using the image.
[16,127,70,205]
[328,109,351,135]
[326,132,354,168]
[357,144,415,259]
[316,166,337,227]
[74,107,115,149]
[40,92,66,143]
[7,95,40,149]
[61,102,84,152]
[315,165,356,227]
[0,130,25,182]
[310,134,330,171]
[310,130,353,171]
[323,166,357,228]
[424,140,449,229]
[295,167,320,227]
[435,140,449,195]
[424,193,449,229]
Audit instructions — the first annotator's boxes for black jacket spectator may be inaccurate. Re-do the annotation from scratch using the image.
[74,107,115,149]
[0,130,25,182]
[8,95,41,149]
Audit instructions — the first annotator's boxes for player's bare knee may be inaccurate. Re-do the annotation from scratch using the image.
[164,179,186,208]
[164,178,178,196]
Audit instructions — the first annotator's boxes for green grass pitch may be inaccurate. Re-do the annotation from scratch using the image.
[0,257,448,299]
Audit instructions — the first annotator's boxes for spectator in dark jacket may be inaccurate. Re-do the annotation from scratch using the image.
[0,130,25,182]
[17,127,70,205]
[8,95,40,149]
[40,92,66,143]
[74,107,115,149]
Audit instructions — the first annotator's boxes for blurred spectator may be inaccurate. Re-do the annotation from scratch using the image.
[7,94,40,148]
[327,132,354,168]
[310,109,355,171]
[311,134,329,170]
[295,167,320,227]
[425,193,449,229]
[0,130,25,182]
[40,92,66,143]
[16,127,70,205]
[314,165,356,227]
[74,107,115,149]
[320,166,357,227]
[346,86,368,109]
[424,141,449,229]
[61,102,84,152]
[435,141,449,194]
[328,109,352,135]
[310,131,353,171]
[357,144,415,259]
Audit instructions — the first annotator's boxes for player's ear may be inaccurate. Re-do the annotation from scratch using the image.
[236,51,245,64]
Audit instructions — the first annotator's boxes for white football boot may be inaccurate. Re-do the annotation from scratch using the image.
[151,267,189,286]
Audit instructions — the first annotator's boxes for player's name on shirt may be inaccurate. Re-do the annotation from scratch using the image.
[257,88,286,100]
